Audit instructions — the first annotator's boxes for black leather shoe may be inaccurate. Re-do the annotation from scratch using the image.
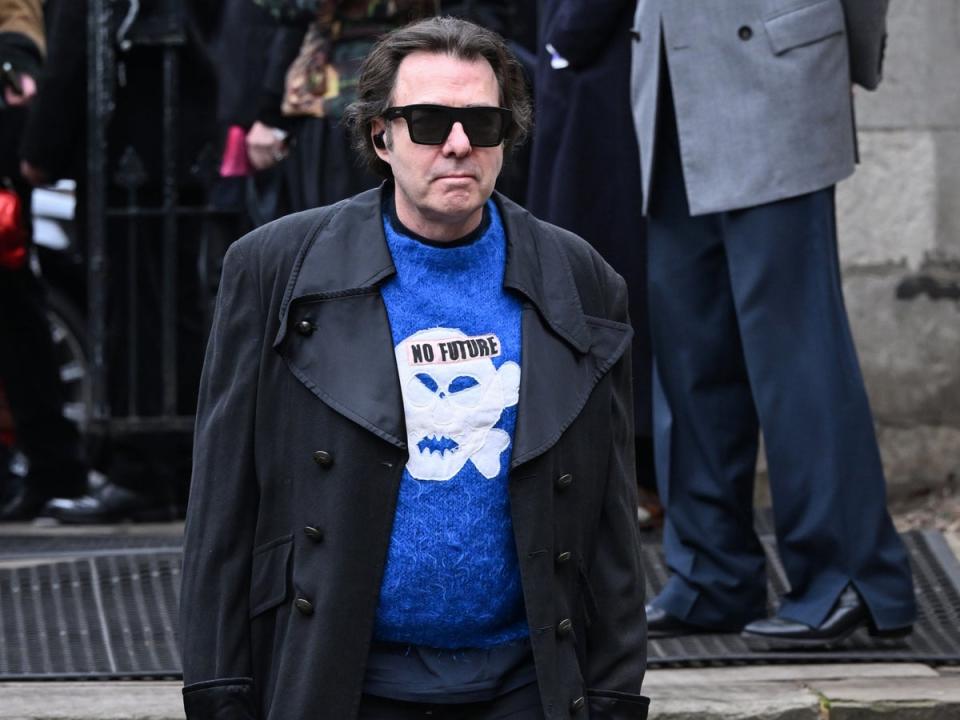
[646,605,715,638]
[741,585,913,649]
[44,482,178,524]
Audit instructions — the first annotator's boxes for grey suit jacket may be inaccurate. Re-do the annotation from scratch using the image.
[630,0,889,216]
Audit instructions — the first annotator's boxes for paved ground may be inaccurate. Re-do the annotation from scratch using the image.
[0,664,958,719]
[1,506,958,719]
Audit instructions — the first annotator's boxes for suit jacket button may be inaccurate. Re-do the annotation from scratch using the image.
[738,25,753,40]
[303,526,324,542]
[312,450,333,468]
[556,473,573,491]
[570,696,586,712]
[294,597,314,615]
[557,618,573,637]
[556,551,572,565]
[629,28,641,42]
[296,320,315,336]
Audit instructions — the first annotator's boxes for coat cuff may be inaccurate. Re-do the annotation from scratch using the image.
[183,677,258,719]
[587,689,650,720]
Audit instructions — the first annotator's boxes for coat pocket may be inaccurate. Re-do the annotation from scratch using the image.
[249,534,293,619]
[763,0,845,55]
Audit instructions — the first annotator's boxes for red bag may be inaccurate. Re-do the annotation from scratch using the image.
[0,186,27,270]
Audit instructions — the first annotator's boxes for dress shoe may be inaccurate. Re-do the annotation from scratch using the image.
[0,485,85,522]
[43,481,178,524]
[741,585,913,649]
[646,604,716,638]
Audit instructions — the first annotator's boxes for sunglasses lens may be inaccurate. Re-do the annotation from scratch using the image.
[408,107,452,144]
[398,106,510,146]
[461,109,505,146]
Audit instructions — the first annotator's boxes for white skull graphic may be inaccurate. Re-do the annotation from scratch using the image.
[396,327,521,481]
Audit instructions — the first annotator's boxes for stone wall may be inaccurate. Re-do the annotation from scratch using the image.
[837,0,960,498]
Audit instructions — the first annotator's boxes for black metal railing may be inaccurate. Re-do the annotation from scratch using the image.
[85,0,230,438]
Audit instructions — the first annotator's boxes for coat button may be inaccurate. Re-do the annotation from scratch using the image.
[296,319,315,336]
[556,473,573,491]
[629,29,641,42]
[294,597,314,615]
[738,25,753,40]
[557,618,573,637]
[556,551,572,565]
[312,450,333,468]
[570,696,586,712]
[303,526,324,542]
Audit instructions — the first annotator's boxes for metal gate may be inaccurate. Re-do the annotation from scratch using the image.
[84,0,231,440]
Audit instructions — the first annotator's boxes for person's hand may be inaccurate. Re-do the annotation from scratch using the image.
[3,72,36,107]
[245,121,288,171]
[19,159,48,187]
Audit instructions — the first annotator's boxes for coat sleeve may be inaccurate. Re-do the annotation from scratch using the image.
[584,272,650,720]
[841,0,890,90]
[0,0,44,65]
[18,0,84,179]
[180,240,263,719]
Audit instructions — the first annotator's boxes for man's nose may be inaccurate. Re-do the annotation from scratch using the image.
[442,121,472,156]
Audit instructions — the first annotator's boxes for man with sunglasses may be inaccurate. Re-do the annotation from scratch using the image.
[180,16,649,720]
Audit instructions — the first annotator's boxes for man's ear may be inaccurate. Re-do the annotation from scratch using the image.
[371,119,389,161]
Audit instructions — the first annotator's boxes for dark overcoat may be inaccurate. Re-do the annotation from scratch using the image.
[179,186,649,720]
[526,0,651,439]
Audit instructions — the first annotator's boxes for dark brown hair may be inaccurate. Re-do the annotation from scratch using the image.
[343,16,532,179]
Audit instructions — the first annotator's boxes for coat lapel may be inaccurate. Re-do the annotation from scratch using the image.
[272,187,632,458]
[273,188,407,448]
[498,196,633,468]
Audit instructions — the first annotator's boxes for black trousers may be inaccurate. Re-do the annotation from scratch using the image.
[357,683,544,720]
[646,46,916,631]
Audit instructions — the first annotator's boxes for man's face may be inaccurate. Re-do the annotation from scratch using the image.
[373,51,504,241]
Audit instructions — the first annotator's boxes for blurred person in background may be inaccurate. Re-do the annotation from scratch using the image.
[631,0,916,648]
[242,0,437,224]
[18,0,223,523]
[527,0,658,526]
[0,0,89,521]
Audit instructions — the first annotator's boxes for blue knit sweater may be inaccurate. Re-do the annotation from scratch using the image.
[374,199,528,649]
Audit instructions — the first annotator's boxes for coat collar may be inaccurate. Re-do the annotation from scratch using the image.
[274,184,591,354]
[273,184,624,464]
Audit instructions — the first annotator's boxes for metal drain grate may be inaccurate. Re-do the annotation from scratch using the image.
[0,529,957,678]
[0,553,181,679]
[644,529,960,667]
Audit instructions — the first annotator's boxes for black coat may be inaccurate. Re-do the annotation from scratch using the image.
[526,0,651,439]
[179,187,649,720]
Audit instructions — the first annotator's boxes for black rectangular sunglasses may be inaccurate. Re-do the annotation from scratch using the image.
[382,104,512,147]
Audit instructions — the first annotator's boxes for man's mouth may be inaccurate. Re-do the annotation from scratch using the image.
[435,172,475,181]
[417,435,460,456]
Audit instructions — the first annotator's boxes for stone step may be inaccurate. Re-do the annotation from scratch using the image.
[0,666,957,719]
[645,665,960,720]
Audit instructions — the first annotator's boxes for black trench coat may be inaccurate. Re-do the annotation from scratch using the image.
[179,186,649,720]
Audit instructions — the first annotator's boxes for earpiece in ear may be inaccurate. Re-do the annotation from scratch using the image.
[373,132,386,150]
